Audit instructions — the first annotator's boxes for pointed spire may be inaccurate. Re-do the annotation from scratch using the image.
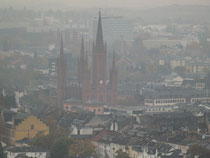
[56,29,60,49]
[77,57,81,86]
[92,42,95,52]
[85,51,89,75]
[60,34,64,56]
[80,36,85,62]
[105,41,107,53]
[96,11,104,47]
[112,51,116,71]
[85,51,88,65]
[81,36,85,55]
[57,34,65,110]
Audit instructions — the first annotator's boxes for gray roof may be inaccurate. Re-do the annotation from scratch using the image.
[142,87,209,99]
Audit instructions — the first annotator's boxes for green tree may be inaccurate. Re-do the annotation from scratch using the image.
[51,139,69,158]
[188,144,210,157]
[34,125,69,150]
[115,149,130,158]
[117,96,136,106]
[34,114,96,158]
[0,68,38,90]
[69,139,97,158]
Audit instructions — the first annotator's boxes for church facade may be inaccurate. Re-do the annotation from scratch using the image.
[57,12,117,107]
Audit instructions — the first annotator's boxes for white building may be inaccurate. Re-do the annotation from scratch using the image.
[5,147,49,158]
[145,105,179,113]
[163,73,184,87]
[94,140,184,158]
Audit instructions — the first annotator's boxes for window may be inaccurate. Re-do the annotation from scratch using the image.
[31,125,34,130]
[92,96,95,100]
[107,95,111,104]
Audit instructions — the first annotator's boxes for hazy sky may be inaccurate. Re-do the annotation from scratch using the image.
[1,0,210,9]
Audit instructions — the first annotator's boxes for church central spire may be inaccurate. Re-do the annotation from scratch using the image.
[96,11,104,48]
[60,35,64,57]
[92,11,107,87]
[76,12,117,106]
[57,35,65,110]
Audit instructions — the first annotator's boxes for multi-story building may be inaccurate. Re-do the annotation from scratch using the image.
[15,115,49,141]
[93,16,134,45]
[48,51,78,78]
[5,146,49,158]
[48,55,57,76]
[185,61,210,73]
[93,131,185,158]
[142,87,210,106]
[142,39,183,50]
[0,111,49,145]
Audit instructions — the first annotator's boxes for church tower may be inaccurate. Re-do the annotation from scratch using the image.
[78,37,90,102]
[78,11,118,106]
[110,52,118,106]
[92,11,107,87]
[78,37,85,86]
[57,35,66,109]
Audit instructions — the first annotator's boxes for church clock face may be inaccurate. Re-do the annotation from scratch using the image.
[100,80,103,84]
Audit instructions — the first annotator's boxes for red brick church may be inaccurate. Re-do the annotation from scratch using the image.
[57,12,117,107]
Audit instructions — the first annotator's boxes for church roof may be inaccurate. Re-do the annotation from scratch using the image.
[64,98,82,104]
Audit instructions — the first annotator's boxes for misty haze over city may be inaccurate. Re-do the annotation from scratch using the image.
[1,0,210,158]
[1,0,210,9]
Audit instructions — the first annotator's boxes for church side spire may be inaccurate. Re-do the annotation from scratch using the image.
[85,51,88,67]
[60,34,64,57]
[79,37,86,86]
[110,51,117,88]
[80,36,85,62]
[112,51,116,72]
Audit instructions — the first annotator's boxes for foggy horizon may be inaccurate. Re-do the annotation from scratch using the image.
[1,0,210,10]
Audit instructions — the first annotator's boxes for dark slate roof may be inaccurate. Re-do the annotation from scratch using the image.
[1,109,28,126]
[182,78,205,87]
[161,149,184,158]
[85,100,104,105]
[0,95,17,108]
[96,131,184,157]
[64,98,82,104]
[58,111,94,128]
[6,146,48,153]
[153,112,194,119]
